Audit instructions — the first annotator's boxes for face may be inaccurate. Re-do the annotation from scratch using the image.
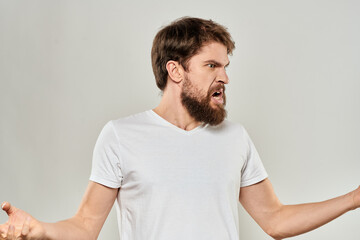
[180,42,230,126]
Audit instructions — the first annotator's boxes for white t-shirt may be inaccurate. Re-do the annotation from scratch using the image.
[90,110,268,240]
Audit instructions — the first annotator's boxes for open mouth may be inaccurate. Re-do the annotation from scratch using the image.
[211,88,224,105]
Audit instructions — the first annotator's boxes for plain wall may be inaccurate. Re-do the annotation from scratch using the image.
[1,0,359,239]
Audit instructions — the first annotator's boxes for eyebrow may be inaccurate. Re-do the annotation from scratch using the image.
[204,60,230,67]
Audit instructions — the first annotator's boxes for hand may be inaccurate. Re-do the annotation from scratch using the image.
[0,202,45,240]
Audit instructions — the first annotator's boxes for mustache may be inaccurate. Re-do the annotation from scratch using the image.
[208,84,226,95]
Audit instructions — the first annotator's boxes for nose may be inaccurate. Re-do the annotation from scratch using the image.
[217,68,229,84]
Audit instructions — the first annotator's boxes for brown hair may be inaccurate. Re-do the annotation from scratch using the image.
[151,17,235,90]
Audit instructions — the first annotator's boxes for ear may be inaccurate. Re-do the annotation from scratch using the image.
[166,60,184,84]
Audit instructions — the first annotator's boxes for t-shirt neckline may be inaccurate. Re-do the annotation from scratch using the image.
[147,109,208,135]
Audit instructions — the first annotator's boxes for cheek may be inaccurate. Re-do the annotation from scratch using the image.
[187,71,215,94]
[197,72,216,85]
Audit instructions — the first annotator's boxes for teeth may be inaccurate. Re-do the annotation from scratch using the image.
[212,88,224,97]
[212,91,221,97]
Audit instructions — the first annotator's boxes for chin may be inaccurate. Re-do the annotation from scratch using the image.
[210,102,225,109]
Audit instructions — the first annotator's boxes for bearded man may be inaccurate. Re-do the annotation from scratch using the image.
[1,17,359,240]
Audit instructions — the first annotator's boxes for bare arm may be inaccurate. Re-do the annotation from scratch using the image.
[0,181,118,240]
[239,178,360,240]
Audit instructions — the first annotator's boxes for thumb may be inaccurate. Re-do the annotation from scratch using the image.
[1,202,16,216]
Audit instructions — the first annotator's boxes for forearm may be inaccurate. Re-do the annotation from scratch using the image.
[269,191,356,239]
[42,216,95,240]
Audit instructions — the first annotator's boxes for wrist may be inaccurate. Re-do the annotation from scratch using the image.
[350,186,360,210]
[345,188,359,211]
[349,192,356,211]
[41,222,53,240]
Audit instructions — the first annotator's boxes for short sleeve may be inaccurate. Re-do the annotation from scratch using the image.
[240,127,268,187]
[89,121,124,188]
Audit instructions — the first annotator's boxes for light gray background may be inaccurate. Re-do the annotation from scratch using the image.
[1,0,359,239]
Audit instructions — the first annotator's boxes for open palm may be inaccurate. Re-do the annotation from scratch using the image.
[0,202,45,240]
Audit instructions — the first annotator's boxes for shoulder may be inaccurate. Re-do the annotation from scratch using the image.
[105,110,157,140]
[110,110,153,129]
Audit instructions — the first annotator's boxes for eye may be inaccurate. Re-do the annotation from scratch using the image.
[207,63,216,68]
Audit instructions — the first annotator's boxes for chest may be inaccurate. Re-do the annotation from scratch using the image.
[117,130,246,196]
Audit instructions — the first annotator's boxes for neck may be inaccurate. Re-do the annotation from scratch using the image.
[153,87,202,131]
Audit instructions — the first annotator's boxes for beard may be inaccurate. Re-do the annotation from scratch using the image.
[180,76,227,126]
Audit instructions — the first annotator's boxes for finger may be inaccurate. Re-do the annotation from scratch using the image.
[20,217,30,237]
[0,226,6,240]
[1,202,16,216]
[0,202,6,211]
[7,225,15,240]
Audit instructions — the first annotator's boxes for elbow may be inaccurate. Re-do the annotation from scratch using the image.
[264,220,287,240]
[267,231,284,240]
[265,227,283,240]
[263,206,287,239]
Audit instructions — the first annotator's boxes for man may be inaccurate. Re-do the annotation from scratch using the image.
[1,17,359,240]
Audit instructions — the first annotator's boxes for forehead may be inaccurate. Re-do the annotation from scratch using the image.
[189,42,229,65]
